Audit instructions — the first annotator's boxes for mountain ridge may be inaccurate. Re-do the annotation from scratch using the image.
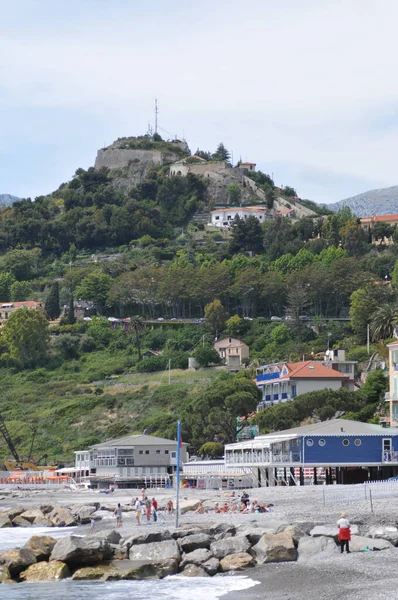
[0,194,19,207]
[325,185,398,217]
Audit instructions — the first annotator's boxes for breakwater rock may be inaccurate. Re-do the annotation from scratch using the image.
[1,518,398,584]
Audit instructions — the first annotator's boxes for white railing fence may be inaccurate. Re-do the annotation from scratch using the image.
[323,480,398,509]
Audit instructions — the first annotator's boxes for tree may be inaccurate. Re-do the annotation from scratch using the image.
[227,183,241,205]
[127,316,145,360]
[230,215,264,254]
[0,272,16,301]
[2,248,40,280]
[285,283,311,323]
[199,441,224,458]
[350,285,390,340]
[225,314,247,338]
[283,186,297,197]
[361,369,388,404]
[370,303,398,342]
[45,282,60,320]
[204,299,227,334]
[266,188,275,209]
[0,307,49,368]
[212,142,230,162]
[341,219,370,257]
[76,270,112,313]
[10,281,30,302]
[193,344,221,367]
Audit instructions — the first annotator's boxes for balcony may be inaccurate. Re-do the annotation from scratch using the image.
[225,451,301,465]
[382,451,398,463]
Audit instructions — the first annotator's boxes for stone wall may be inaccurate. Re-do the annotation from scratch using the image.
[169,161,229,177]
[95,148,179,170]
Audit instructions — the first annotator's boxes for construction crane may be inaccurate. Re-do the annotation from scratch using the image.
[0,415,56,472]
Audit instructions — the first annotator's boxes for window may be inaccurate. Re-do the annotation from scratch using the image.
[171,451,176,458]
[156,450,160,454]
[236,348,239,354]
[354,439,362,447]
[318,439,326,447]
[342,439,350,446]
[145,450,150,454]
[215,216,219,220]
[306,439,314,447]
[165,450,169,454]
[139,450,143,455]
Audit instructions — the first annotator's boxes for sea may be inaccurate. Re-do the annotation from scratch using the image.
[0,526,259,599]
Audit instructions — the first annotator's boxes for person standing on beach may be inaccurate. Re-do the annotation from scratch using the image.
[135,497,141,525]
[337,512,351,553]
[113,503,122,528]
[145,496,151,522]
[152,497,158,522]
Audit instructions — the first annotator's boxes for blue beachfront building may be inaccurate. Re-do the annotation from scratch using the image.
[225,419,398,486]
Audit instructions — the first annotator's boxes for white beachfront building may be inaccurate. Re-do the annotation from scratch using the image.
[210,206,269,228]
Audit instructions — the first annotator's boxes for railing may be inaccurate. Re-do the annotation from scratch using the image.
[324,480,398,505]
[382,451,398,463]
[225,451,301,465]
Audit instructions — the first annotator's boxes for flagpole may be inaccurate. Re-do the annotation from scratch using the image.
[175,420,181,528]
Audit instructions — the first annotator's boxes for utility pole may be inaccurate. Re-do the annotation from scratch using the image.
[203,335,205,348]
[367,323,370,355]
[168,358,171,385]
[154,98,159,135]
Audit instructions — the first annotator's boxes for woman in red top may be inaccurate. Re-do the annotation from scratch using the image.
[337,512,351,554]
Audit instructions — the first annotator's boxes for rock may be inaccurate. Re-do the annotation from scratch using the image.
[129,539,180,564]
[12,516,32,528]
[171,527,204,539]
[122,560,178,579]
[214,531,234,541]
[40,504,54,514]
[33,517,53,527]
[179,533,212,553]
[180,564,209,577]
[367,525,398,546]
[74,505,97,524]
[20,509,45,523]
[48,507,76,527]
[0,517,12,528]
[0,565,13,584]
[20,561,70,582]
[25,535,57,561]
[209,523,236,536]
[0,548,37,577]
[4,507,25,520]
[202,556,220,576]
[349,535,393,552]
[72,565,120,581]
[50,535,111,566]
[122,528,171,548]
[210,536,251,560]
[94,530,122,545]
[283,525,307,545]
[110,543,127,560]
[252,532,297,564]
[220,552,255,571]
[180,548,212,569]
[180,499,203,514]
[309,525,359,540]
[298,535,336,556]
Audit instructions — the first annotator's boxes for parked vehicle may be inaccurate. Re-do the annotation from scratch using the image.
[271,316,282,322]
[299,315,311,321]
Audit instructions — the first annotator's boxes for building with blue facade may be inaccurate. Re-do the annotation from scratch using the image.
[225,419,398,486]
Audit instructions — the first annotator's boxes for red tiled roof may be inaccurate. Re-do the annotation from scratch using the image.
[0,301,41,308]
[361,214,398,222]
[280,360,348,380]
[387,340,398,346]
[240,162,256,165]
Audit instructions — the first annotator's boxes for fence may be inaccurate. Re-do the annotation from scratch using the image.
[323,480,398,509]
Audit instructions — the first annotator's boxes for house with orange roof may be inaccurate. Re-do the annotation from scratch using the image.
[237,161,256,172]
[386,340,398,426]
[256,360,349,408]
[360,214,398,245]
[0,301,44,326]
[213,337,249,368]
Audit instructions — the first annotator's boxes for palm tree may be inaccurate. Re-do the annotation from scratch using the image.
[127,316,145,360]
[370,303,398,342]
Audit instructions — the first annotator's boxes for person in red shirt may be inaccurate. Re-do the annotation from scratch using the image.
[152,497,158,522]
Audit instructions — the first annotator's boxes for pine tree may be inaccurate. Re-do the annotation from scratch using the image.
[67,291,76,325]
[45,282,60,320]
[212,142,230,162]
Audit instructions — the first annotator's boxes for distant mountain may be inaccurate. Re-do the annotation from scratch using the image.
[0,194,19,207]
[326,185,398,217]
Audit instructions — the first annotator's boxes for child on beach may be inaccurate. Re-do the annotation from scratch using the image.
[113,503,122,528]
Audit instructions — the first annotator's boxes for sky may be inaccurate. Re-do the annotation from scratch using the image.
[2,0,398,204]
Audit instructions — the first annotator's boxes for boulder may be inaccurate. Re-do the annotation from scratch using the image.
[74,505,97,524]
[0,565,13,584]
[202,556,220,576]
[252,532,297,564]
[48,507,76,527]
[122,528,171,548]
[180,499,203,514]
[72,565,120,581]
[129,539,180,564]
[40,504,54,515]
[349,535,393,552]
[283,525,307,545]
[179,533,212,553]
[298,535,336,556]
[209,523,236,536]
[33,517,53,527]
[50,535,111,566]
[367,525,398,546]
[180,564,209,577]
[94,530,122,545]
[110,543,127,560]
[12,516,32,528]
[4,507,25,520]
[20,509,45,523]
[0,548,37,577]
[25,535,57,561]
[20,561,70,582]
[210,536,251,560]
[172,527,205,539]
[180,548,213,569]
[220,552,255,572]
[0,516,12,528]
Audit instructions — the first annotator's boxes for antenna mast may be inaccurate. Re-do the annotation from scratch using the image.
[154,98,159,135]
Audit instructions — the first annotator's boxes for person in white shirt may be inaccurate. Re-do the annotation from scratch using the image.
[337,512,351,553]
[135,497,141,525]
